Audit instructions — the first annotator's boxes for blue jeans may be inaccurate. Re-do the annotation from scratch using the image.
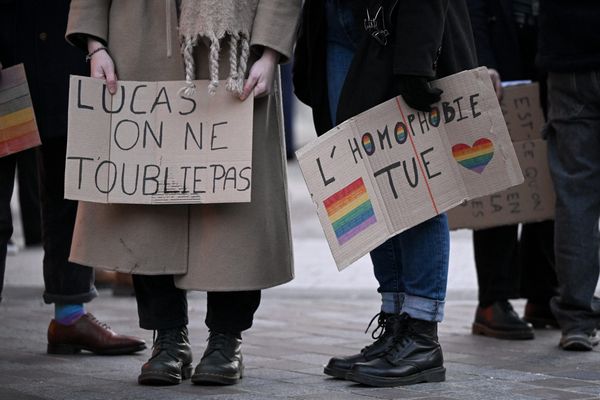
[326,0,450,322]
[546,70,600,335]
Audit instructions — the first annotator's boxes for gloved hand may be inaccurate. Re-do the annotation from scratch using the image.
[394,75,443,112]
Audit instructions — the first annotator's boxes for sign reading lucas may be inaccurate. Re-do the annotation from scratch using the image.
[297,68,524,270]
[65,76,254,205]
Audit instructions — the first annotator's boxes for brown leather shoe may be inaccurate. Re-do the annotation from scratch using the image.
[47,313,146,355]
[523,301,560,329]
[472,300,534,340]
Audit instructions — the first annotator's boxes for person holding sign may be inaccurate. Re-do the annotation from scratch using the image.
[66,0,300,386]
[294,0,477,387]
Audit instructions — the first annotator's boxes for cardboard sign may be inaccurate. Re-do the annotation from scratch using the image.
[296,68,524,269]
[65,76,253,205]
[447,83,555,230]
[0,64,41,158]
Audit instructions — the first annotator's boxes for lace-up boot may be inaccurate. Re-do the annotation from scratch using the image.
[192,331,243,385]
[324,313,404,379]
[349,314,445,387]
[138,326,193,386]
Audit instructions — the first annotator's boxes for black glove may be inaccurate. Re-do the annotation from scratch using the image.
[394,75,443,112]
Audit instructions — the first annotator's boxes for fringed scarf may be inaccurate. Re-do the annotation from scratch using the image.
[178,0,260,96]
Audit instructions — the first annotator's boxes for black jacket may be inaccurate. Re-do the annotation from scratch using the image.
[537,0,600,72]
[466,0,525,80]
[293,0,477,135]
[0,0,88,140]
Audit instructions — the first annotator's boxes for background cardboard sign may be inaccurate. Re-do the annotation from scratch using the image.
[65,76,253,204]
[297,68,524,269]
[0,64,41,158]
[447,83,554,229]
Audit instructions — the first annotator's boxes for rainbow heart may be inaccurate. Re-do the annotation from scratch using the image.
[452,138,494,174]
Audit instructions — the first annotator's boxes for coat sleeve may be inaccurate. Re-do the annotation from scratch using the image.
[250,0,302,63]
[392,0,448,78]
[466,0,498,69]
[65,0,111,51]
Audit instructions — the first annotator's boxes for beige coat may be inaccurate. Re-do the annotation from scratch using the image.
[66,0,300,291]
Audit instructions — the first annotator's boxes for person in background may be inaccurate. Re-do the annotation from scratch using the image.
[537,0,600,351]
[294,0,476,387]
[0,0,145,354]
[466,0,558,341]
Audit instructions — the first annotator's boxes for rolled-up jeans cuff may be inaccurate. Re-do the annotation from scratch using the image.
[402,294,445,322]
[381,292,404,314]
[43,287,98,305]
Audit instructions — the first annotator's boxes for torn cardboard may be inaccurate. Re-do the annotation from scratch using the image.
[447,82,555,230]
[296,67,524,269]
[65,76,254,204]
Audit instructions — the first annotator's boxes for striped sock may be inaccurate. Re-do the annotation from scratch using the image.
[55,304,85,326]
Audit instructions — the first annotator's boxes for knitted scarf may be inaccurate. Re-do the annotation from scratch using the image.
[179,0,260,96]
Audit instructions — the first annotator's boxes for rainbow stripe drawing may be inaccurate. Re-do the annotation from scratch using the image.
[452,138,494,174]
[0,64,40,158]
[324,178,377,246]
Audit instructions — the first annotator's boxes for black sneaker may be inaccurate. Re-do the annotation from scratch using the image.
[192,332,243,385]
[559,330,600,351]
[324,313,404,379]
[138,326,193,386]
[472,300,534,340]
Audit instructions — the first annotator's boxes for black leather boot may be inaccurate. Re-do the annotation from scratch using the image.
[349,315,445,387]
[324,313,404,379]
[472,300,535,339]
[191,332,243,385]
[138,326,193,386]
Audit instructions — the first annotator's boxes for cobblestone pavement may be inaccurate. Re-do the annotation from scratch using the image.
[1,286,600,400]
[3,112,600,399]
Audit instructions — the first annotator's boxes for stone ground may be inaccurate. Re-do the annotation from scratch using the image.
[2,105,600,399]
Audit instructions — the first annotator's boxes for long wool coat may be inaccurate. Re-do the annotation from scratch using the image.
[66,0,301,291]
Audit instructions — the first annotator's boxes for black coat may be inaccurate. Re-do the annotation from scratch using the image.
[0,0,88,140]
[537,0,600,73]
[466,0,525,80]
[293,0,477,136]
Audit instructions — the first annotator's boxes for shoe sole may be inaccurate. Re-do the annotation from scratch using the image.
[523,316,560,329]
[47,343,147,355]
[323,365,349,380]
[348,366,446,387]
[138,364,193,386]
[191,371,243,386]
[560,336,598,351]
[472,323,535,340]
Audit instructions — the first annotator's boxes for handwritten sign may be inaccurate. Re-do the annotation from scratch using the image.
[65,76,253,204]
[447,82,554,229]
[0,64,41,158]
[296,68,524,269]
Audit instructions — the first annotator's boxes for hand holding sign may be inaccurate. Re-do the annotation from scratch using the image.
[240,48,280,101]
[88,38,118,95]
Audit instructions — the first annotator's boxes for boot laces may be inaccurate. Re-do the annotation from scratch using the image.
[365,312,387,340]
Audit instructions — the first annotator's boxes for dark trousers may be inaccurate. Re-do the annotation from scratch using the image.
[0,154,17,301]
[133,274,261,334]
[473,221,557,306]
[16,149,42,246]
[38,138,97,304]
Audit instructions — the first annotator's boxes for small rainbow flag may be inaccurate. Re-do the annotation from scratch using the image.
[0,64,40,158]
[452,138,494,174]
[324,178,377,245]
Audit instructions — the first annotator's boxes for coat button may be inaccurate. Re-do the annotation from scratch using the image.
[39,32,48,41]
